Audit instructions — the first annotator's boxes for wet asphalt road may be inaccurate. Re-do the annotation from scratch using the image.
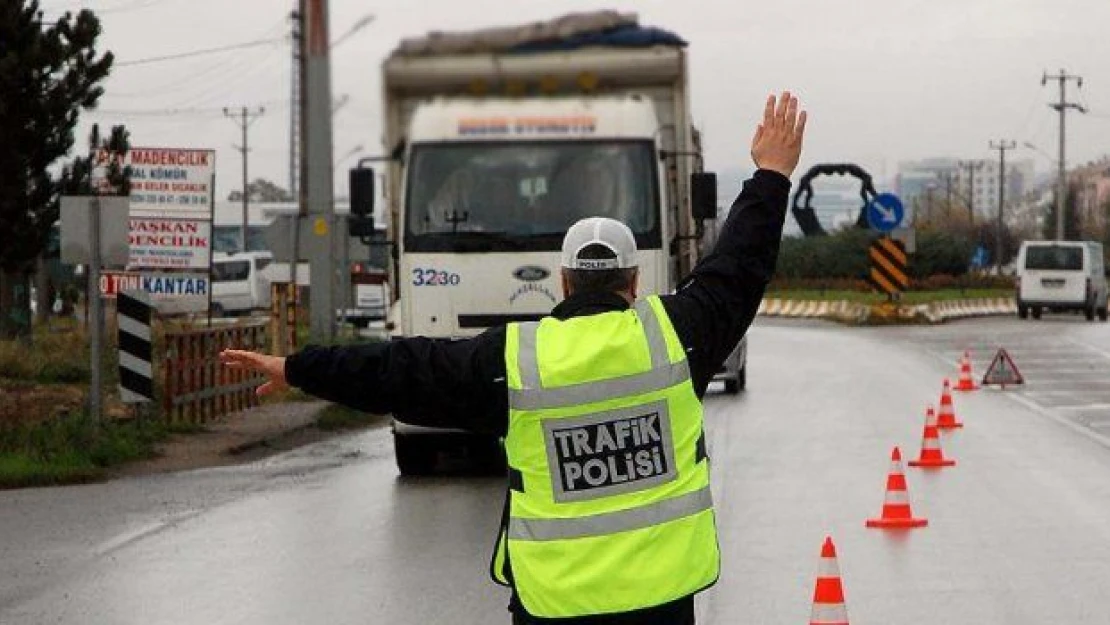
[3,314,1110,624]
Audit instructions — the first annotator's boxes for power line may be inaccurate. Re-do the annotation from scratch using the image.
[170,52,287,109]
[85,106,227,117]
[116,37,285,67]
[98,0,173,14]
[42,0,173,15]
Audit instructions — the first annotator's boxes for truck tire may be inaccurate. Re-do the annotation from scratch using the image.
[1099,306,1108,322]
[1018,305,1029,319]
[1031,307,1042,320]
[394,432,437,476]
[1086,305,1096,321]
[471,437,507,475]
[724,366,745,394]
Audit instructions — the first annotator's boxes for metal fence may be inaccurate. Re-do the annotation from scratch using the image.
[162,321,267,424]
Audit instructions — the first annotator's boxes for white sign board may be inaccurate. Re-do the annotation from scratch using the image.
[59,196,131,267]
[95,147,215,219]
[99,270,209,313]
[128,218,211,270]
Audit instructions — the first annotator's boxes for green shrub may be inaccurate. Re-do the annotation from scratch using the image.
[909,231,974,278]
[776,228,977,281]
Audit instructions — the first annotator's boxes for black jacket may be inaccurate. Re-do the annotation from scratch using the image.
[285,169,791,623]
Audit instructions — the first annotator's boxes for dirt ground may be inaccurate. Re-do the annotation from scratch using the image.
[109,400,381,478]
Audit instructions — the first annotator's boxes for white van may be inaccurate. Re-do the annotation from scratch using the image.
[211,251,273,316]
[1016,240,1108,321]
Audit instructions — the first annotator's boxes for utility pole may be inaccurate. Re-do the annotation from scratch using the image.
[958,160,984,225]
[223,106,266,253]
[1043,69,1086,240]
[289,7,302,200]
[989,140,1016,270]
[302,0,338,341]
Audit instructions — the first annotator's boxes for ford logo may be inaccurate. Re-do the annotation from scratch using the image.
[513,266,550,282]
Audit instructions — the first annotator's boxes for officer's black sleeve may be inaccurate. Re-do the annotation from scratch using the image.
[284,327,510,437]
[660,169,791,395]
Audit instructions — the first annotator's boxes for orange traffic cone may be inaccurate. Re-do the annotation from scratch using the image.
[866,447,928,529]
[908,406,956,468]
[810,536,849,625]
[936,379,964,429]
[954,351,979,392]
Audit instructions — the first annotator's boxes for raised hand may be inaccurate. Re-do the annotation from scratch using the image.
[750,91,807,178]
[219,349,288,396]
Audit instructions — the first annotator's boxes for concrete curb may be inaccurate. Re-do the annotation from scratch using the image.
[758,297,1017,325]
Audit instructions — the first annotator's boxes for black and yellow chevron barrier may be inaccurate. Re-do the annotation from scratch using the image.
[868,237,909,299]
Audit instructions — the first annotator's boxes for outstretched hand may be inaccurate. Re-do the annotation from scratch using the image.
[219,349,288,396]
[750,91,807,178]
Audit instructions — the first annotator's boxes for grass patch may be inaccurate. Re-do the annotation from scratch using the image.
[0,329,93,384]
[764,288,1013,304]
[315,403,385,431]
[0,412,169,488]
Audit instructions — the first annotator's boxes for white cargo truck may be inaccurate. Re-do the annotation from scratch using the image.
[348,13,744,475]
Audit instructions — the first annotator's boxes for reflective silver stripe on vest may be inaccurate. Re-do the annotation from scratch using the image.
[509,300,691,411]
[510,363,690,411]
[517,322,543,389]
[634,299,669,369]
[507,485,713,541]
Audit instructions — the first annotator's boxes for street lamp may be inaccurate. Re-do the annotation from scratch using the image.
[334,144,363,168]
[332,93,351,115]
[1022,141,1057,166]
[331,14,375,49]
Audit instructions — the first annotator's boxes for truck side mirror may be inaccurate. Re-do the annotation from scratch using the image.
[350,167,376,217]
[349,215,377,238]
[690,172,717,221]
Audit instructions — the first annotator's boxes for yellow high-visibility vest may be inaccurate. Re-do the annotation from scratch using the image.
[492,295,719,618]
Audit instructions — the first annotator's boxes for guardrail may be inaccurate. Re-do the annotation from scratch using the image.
[162,321,267,424]
[757,297,1018,324]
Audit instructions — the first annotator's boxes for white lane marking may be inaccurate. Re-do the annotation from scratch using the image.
[1067,339,1110,362]
[924,344,1110,449]
[1004,393,1110,451]
[1088,419,1110,428]
[1056,404,1110,411]
[93,511,204,556]
[1022,389,1106,395]
[1021,379,1110,385]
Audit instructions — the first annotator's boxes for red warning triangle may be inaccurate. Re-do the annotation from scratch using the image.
[982,348,1023,387]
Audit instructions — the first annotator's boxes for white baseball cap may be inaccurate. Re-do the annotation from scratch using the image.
[560,217,638,270]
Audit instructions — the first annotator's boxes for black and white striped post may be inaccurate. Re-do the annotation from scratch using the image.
[118,290,154,403]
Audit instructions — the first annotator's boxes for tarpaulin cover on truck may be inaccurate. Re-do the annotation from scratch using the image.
[392,11,686,57]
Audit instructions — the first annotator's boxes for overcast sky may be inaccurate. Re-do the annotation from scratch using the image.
[45,0,1110,197]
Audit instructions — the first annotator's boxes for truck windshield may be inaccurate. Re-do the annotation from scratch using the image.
[1025,245,1083,271]
[405,141,659,252]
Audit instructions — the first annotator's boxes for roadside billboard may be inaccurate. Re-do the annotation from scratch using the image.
[128,218,211,270]
[95,147,215,219]
[100,270,209,314]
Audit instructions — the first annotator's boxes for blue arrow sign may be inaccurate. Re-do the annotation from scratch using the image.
[866,193,905,233]
[970,246,990,269]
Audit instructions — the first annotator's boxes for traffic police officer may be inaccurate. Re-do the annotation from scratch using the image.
[221,91,806,624]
